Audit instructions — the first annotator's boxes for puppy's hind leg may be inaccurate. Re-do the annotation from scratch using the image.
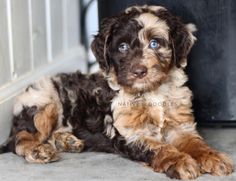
[15,103,59,163]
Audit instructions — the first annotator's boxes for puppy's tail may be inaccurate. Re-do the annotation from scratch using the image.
[0,136,14,154]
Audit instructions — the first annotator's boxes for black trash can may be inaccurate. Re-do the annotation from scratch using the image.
[98,0,236,126]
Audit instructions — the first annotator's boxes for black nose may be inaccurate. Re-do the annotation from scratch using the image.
[131,64,147,78]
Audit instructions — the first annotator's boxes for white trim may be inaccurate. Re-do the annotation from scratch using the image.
[45,0,52,62]
[6,0,14,80]
[62,0,68,53]
[28,0,34,71]
[0,45,86,104]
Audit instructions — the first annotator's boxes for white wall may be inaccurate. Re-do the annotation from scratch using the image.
[86,0,100,72]
[0,0,86,144]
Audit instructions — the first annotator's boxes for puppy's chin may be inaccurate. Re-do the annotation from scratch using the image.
[123,79,161,94]
[131,82,152,93]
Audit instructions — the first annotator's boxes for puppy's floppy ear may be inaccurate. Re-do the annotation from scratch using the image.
[172,23,197,68]
[91,17,117,73]
[155,9,197,68]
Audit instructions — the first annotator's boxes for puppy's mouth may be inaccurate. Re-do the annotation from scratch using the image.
[131,75,149,85]
[125,71,162,92]
[132,78,154,90]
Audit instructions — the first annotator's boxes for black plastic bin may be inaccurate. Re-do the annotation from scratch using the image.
[97,0,236,126]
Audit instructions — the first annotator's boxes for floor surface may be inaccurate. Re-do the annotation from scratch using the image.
[0,128,235,181]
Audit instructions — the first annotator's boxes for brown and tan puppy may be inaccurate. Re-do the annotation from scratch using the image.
[0,5,233,180]
[91,5,234,179]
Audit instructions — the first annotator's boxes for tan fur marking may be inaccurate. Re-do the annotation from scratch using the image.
[15,103,59,163]
[15,131,58,163]
[136,13,169,43]
[125,5,165,14]
[147,5,166,12]
[133,136,200,179]
[106,68,121,91]
[34,103,58,142]
[151,144,200,179]
[172,134,234,176]
[15,131,39,156]
[165,106,194,127]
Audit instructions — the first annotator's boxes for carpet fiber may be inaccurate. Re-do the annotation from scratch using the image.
[0,128,235,181]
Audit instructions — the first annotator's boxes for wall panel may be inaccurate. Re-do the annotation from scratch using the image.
[50,0,63,59]
[0,0,11,86]
[31,0,48,67]
[11,0,32,77]
[66,0,80,49]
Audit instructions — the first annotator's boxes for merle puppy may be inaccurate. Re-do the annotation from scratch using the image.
[0,5,233,180]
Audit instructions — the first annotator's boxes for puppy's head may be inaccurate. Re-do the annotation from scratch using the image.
[92,5,196,93]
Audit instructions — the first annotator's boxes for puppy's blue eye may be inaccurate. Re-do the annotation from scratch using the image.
[118,43,129,53]
[149,39,159,49]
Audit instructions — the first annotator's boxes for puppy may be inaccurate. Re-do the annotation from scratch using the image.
[0,5,233,180]
[92,5,233,179]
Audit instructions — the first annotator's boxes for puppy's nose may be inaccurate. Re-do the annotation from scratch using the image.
[131,64,147,78]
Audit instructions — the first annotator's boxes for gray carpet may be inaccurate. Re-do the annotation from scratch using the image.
[0,128,235,181]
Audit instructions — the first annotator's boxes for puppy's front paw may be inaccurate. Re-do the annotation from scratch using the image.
[152,152,200,180]
[197,151,233,176]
